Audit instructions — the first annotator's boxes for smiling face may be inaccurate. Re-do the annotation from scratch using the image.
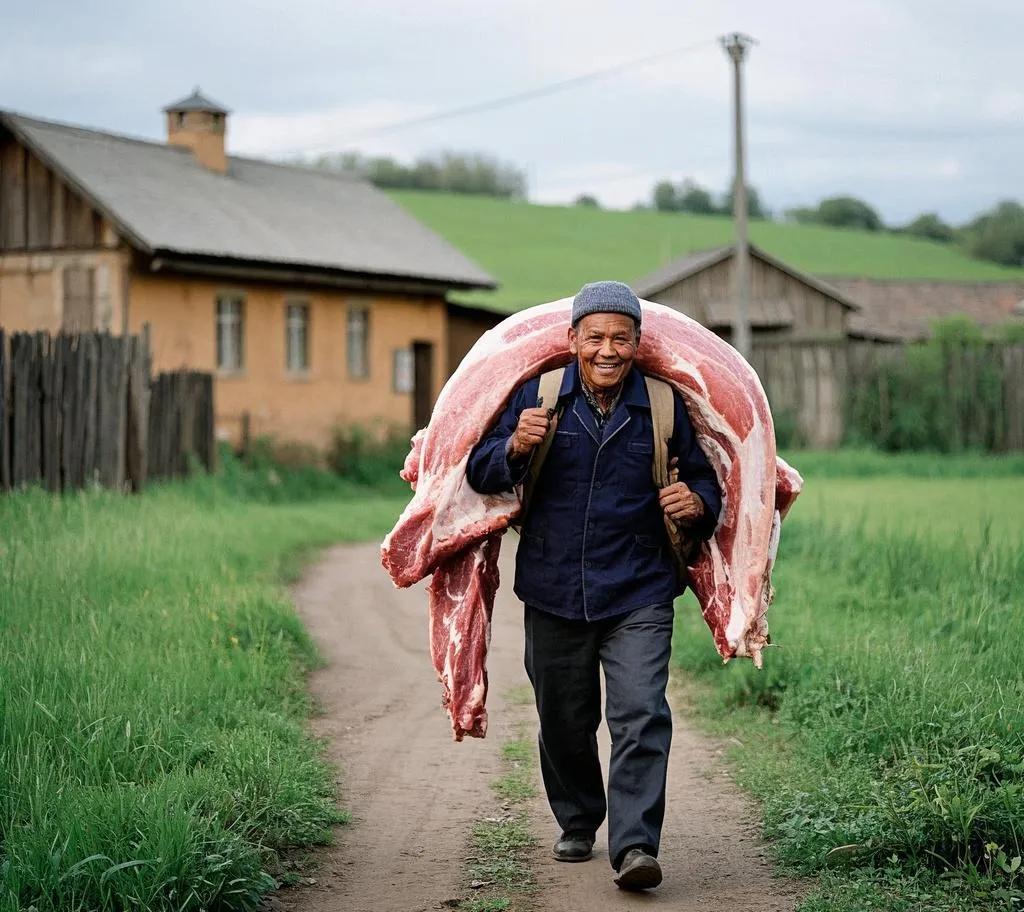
[568,312,640,393]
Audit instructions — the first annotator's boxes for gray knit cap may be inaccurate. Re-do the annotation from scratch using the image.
[571,280,642,328]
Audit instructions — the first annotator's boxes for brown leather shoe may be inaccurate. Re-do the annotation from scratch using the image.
[552,830,595,862]
[613,848,663,890]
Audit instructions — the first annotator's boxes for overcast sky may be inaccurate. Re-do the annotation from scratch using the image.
[3,0,1021,224]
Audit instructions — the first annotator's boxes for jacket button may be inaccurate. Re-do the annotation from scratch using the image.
[594,481,602,489]
[584,560,592,569]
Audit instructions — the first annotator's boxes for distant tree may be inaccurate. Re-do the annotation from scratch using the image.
[411,157,442,190]
[653,181,679,212]
[677,179,716,215]
[903,212,955,242]
[786,196,882,231]
[961,200,1024,267]
[575,193,600,208]
[364,155,415,189]
[816,196,883,231]
[313,150,527,198]
[719,183,768,219]
[785,205,820,224]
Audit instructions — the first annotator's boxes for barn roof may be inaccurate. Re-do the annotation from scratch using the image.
[634,242,859,311]
[825,277,1024,341]
[0,110,496,291]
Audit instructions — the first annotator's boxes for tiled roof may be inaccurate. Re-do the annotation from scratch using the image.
[825,277,1024,340]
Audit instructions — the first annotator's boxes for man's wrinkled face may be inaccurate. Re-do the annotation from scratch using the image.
[568,312,640,393]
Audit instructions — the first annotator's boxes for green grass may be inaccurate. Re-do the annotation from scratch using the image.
[0,475,407,912]
[462,707,539,912]
[782,448,1024,480]
[461,899,510,912]
[492,739,538,805]
[386,191,1024,313]
[467,817,536,891]
[672,461,1024,911]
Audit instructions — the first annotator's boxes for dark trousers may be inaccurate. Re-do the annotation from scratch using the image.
[523,601,674,870]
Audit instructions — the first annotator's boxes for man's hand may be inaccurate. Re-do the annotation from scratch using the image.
[659,480,704,525]
[508,408,557,461]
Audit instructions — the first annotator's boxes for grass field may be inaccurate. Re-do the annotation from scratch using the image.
[4,446,1022,911]
[386,191,1024,313]
[673,451,1024,911]
[0,469,406,912]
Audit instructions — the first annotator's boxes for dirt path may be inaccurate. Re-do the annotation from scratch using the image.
[281,541,806,912]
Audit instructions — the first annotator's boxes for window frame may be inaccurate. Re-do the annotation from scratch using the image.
[346,304,370,380]
[392,346,414,394]
[61,265,96,332]
[215,291,246,374]
[285,298,311,376]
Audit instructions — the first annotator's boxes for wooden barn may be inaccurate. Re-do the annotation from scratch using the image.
[636,243,862,447]
[633,242,858,344]
[0,91,496,452]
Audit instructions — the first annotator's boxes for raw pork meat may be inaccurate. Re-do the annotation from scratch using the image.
[382,298,803,740]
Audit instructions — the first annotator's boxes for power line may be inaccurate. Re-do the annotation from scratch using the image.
[275,38,717,157]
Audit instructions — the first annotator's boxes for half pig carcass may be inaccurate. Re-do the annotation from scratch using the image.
[382,298,803,740]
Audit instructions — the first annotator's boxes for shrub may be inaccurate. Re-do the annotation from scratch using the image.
[844,319,1010,452]
[326,424,410,485]
[961,200,1024,267]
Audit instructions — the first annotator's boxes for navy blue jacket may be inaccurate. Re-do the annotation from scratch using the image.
[465,361,722,621]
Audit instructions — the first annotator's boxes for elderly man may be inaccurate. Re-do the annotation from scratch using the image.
[465,281,722,890]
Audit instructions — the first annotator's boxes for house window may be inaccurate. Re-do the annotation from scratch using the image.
[347,306,369,379]
[216,293,245,372]
[285,301,310,373]
[393,347,414,393]
[62,266,96,331]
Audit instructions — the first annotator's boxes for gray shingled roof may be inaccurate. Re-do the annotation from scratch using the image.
[1,111,496,290]
[163,89,230,114]
[634,242,858,311]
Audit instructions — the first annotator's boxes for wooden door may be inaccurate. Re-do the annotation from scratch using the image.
[412,341,434,430]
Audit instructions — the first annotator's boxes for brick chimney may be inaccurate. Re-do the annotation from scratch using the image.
[164,88,230,174]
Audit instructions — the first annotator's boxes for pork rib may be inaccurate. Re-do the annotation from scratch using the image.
[382,298,803,740]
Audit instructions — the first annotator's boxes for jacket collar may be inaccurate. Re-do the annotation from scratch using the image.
[558,359,650,410]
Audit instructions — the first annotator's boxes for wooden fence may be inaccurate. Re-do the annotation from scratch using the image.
[148,370,215,480]
[0,327,215,493]
[750,338,1024,450]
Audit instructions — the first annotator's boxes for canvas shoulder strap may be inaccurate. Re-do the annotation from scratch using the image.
[644,375,701,569]
[644,375,675,489]
[514,367,565,529]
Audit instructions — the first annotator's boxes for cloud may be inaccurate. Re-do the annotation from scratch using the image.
[231,101,435,159]
[2,0,1022,223]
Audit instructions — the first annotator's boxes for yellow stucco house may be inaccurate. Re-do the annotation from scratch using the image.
[0,90,497,451]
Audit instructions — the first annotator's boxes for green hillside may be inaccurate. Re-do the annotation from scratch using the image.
[387,190,1024,314]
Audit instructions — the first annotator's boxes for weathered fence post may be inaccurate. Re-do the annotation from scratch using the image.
[0,329,8,491]
[125,326,151,492]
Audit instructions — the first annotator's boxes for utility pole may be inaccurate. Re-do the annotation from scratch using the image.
[720,32,755,360]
